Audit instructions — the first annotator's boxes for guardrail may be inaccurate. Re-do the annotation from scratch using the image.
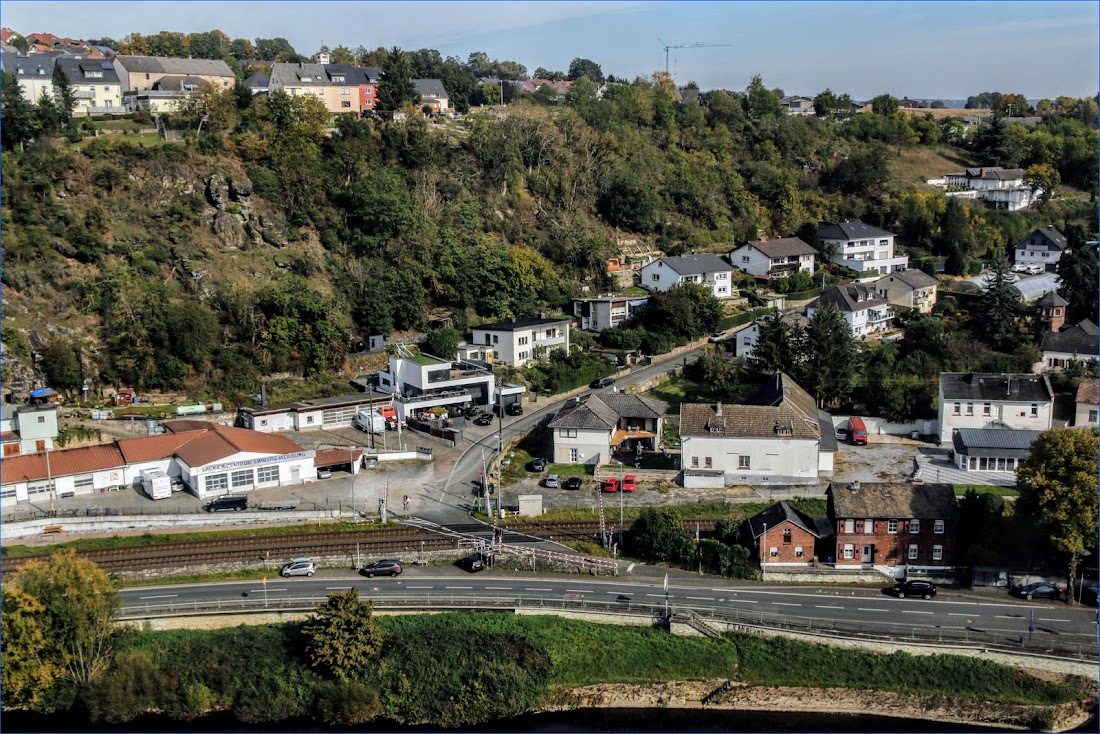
[118,593,1098,662]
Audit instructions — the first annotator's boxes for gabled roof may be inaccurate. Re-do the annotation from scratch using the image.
[1077,377,1098,406]
[742,501,829,540]
[1,444,126,483]
[114,55,235,78]
[314,447,363,468]
[817,221,895,241]
[1041,320,1098,357]
[174,424,306,467]
[412,78,448,98]
[117,430,206,464]
[654,254,731,276]
[960,166,1025,180]
[1,51,58,78]
[1015,226,1067,251]
[242,70,269,89]
[597,393,667,420]
[1034,291,1068,308]
[547,393,666,431]
[815,283,888,313]
[742,237,816,259]
[474,317,570,332]
[953,428,1040,455]
[828,482,958,520]
[680,373,821,441]
[162,419,218,434]
[153,75,209,91]
[939,373,1054,403]
[879,268,938,289]
[54,56,120,84]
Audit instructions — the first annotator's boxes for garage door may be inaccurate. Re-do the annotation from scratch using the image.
[322,405,359,428]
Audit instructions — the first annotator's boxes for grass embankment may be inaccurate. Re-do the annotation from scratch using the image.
[645,375,722,414]
[493,499,827,525]
[955,484,1020,498]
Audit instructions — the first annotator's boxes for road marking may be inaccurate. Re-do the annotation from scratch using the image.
[902,610,933,615]
[325,586,353,590]
[445,586,473,590]
[995,615,1019,619]
[685,596,715,601]
[728,599,757,604]
[772,602,800,607]
[607,591,632,595]
[406,585,433,589]
[948,613,977,617]
[626,564,635,573]
[566,589,595,594]
[250,588,286,593]
[815,605,843,609]
[526,588,552,592]
[138,594,178,600]
[646,594,666,598]
[858,608,888,612]
[1039,618,1071,623]
[485,586,512,590]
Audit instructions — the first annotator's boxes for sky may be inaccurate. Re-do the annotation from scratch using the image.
[1,1,1097,99]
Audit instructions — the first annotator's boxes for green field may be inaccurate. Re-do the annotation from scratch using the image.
[954,484,1021,498]
[644,375,721,414]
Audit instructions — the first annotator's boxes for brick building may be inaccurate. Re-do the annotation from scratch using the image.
[826,482,958,570]
[737,501,834,568]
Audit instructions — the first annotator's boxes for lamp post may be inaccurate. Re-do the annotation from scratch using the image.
[618,461,624,551]
[761,521,767,582]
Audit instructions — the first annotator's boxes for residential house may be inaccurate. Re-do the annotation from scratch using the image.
[937,372,1055,444]
[817,221,908,280]
[827,481,958,570]
[113,55,235,92]
[737,501,833,568]
[678,373,837,486]
[639,254,734,299]
[572,295,649,332]
[734,310,809,360]
[0,402,59,456]
[897,97,921,108]
[458,317,571,367]
[241,69,270,94]
[1035,290,1068,336]
[1,28,20,45]
[54,56,123,114]
[411,78,450,113]
[375,354,525,420]
[951,428,1040,474]
[237,393,397,432]
[125,75,210,113]
[1014,227,1067,271]
[780,95,815,115]
[806,283,893,337]
[547,393,666,466]
[1,51,60,104]
[1075,377,1098,427]
[729,237,816,279]
[873,268,939,314]
[938,166,1039,211]
[358,66,382,113]
[1038,319,1098,371]
[267,62,365,116]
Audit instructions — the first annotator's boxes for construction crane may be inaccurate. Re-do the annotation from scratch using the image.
[658,39,735,76]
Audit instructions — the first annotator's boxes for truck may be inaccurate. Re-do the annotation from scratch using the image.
[848,416,869,446]
[355,409,386,434]
[140,469,172,500]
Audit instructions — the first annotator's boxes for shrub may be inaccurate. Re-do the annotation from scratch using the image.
[312,680,381,726]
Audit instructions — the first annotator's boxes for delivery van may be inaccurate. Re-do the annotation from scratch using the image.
[848,416,868,446]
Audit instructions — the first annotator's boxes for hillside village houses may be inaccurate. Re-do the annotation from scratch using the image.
[375,354,525,420]
[54,56,122,114]
[1075,377,1098,427]
[817,221,909,281]
[412,78,450,114]
[1,402,59,456]
[929,166,1041,212]
[266,58,384,116]
[547,392,666,466]
[457,316,571,367]
[936,372,1055,444]
[639,254,734,299]
[734,310,809,360]
[1014,226,1067,271]
[1,52,59,105]
[729,237,817,280]
[873,268,939,314]
[806,283,892,337]
[1038,317,1098,371]
[572,295,649,332]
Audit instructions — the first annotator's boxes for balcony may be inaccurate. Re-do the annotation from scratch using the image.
[395,387,476,405]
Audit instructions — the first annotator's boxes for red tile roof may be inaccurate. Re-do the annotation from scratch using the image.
[175,424,305,467]
[117,431,207,464]
[1,431,18,443]
[314,448,363,468]
[1,28,18,44]
[1,444,125,483]
[162,419,219,433]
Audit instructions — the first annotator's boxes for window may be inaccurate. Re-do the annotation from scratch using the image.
[932,545,943,561]
[717,286,727,294]
[742,256,750,263]
[260,419,268,427]
[934,520,944,534]
[1,487,16,499]
[782,528,791,544]
[492,335,499,344]
[74,475,93,490]
[206,473,228,492]
[652,274,660,281]
[738,455,750,469]
[769,547,778,558]
[704,456,712,469]
[794,546,804,557]
[257,466,279,484]
[909,519,920,533]
[518,337,528,346]
[1030,404,1038,417]
[569,448,578,462]
[35,440,46,452]
[306,416,315,424]
[983,403,991,416]
[716,273,727,280]
[690,456,699,468]
[231,470,254,488]
[558,429,578,438]
[965,403,973,415]
[341,87,350,94]
[887,519,898,533]
[843,544,854,559]
[1089,410,1098,423]
[908,544,918,560]
[844,518,855,533]
[953,402,960,415]
[341,101,351,108]
[37,416,45,424]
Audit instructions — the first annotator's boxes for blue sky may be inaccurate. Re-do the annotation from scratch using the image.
[1,1,1097,98]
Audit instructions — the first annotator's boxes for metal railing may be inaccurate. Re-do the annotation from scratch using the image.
[118,592,1099,662]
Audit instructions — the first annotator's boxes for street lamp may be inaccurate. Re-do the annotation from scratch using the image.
[761,521,767,582]
[618,461,624,551]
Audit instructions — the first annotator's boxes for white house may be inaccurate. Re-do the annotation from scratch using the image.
[1014,227,1067,271]
[573,295,649,331]
[734,311,809,360]
[55,56,123,115]
[547,393,666,466]
[939,167,1040,212]
[937,372,1054,444]
[951,428,1040,474]
[0,403,59,456]
[1075,377,1098,427]
[638,254,734,299]
[375,354,524,420]
[679,373,836,486]
[781,96,815,115]
[874,269,939,314]
[1038,319,1098,372]
[729,238,816,279]
[460,317,571,367]
[806,283,893,337]
[817,221,908,280]
[238,393,397,432]
[1,51,59,105]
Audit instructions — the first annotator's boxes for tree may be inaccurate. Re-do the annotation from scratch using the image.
[937,197,971,273]
[40,337,83,393]
[824,142,890,197]
[1055,225,1099,324]
[802,302,857,407]
[377,47,419,111]
[871,93,899,116]
[301,589,384,679]
[2,70,40,151]
[567,57,604,84]
[744,74,782,118]
[1,585,60,709]
[8,33,28,52]
[812,88,839,118]
[424,326,460,360]
[747,309,804,379]
[979,248,1022,349]
[254,37,297,61]
[13,549,120,685]
[533,67,565,81]
[930,100,945,109]
[631,507,688,562]
[1016,427,1099,603]
[51,68,77,130]
[1023,163,1060,208]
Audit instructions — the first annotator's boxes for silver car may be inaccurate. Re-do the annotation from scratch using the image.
[280,558,316,577]
[543,474,560,488]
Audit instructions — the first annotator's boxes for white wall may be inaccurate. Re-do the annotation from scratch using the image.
[730,246,771,276]
[937,399,1053,443]
[552,428,610,465]
[184,450,316,499]
[680,435,819,482]
[1075,402,1098,427]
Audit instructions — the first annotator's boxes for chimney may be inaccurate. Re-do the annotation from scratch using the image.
[715,402,722,417]
[848,481,860,492]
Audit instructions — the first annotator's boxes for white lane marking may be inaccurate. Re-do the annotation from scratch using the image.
[902,610,933,615]
[626,563,635,573]
[607,591,632,595]
[772,602,800,607]
[445,586,473,590]
[686,596,715,601]
[139,594,178,600]
[948,613,977,617]
[485,586,512,590]
[405,585,433,589]
[325,586,353,590]
[250,588,286,593]
[815,605,843,609]
[646,594,666,598]
[566,589,595,594]
[728,599,758,604]
[995,615,1019,619]
[1039,618,1072,623]
[526,588,552,592]
[858,608,888,612]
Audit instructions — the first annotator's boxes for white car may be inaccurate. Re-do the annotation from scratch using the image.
[280,558,316,577]
[316,468,332,479]
[543,474,560,488]
[1026,264,1045,275]
[1012,263,1029,273]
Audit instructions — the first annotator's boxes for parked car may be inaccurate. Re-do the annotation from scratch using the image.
[361,559,403,577]
[1013,262,1029,273]
[590,376,616,389]
[1073,580,1099,606]
[892,579,937,599]
[1026,264,1045,275]
[316,468,333,479]
[170,477,186,493]
[1012,581,1065,601]
[205,495,248,512]
[459,554,485,573]
[280,558,316,577]
[601,478,620,493]
[528,457,547,472]
[563,476,583,491]
[543,474,560,488]
[622,475,636,492]
[506,402,523,416]
[473,413,494,426]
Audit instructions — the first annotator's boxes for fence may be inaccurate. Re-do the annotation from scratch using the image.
[830,414,938,438]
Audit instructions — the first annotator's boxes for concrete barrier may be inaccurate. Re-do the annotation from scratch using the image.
[1,509,347,540]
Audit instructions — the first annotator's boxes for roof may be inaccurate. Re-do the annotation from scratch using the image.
[939,373,1054,403]
[238,401,307,416]
[1015,226,1067,252]
[815,283,889,313]
[314,447,363,468]
[828,482,959,520]
[960,166,1025,181]
[743,237,816,259]
[162,419,219,433]
[114,55,235,78]
[679,373,821,441]
[1077,377,1099,406]
[818,411,839,452]
[1035,291,1068,308]
[174,424,306,467]
[742,501,828,540]
[117,430,206,463]
[654,254,731,276]
[1,431,20,443]
[879,268,938,289]
[548,393,666,431]
[817,221,896,241]
[1,444,126,483]
[1,52,58,77]
[474,317,570,332]
[242,69,269,89]
[952,428,1040,457]
[1040,320,1098,357]
[412,78,448,98]
[153,75,209,91]
[54,56,120,84]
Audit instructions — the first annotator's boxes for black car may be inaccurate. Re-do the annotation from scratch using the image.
[528,457,547,472]
[361,559,403,578]
[563,476,583,491]
[892,579,937,599]
[505,402,523,416]
[459,554,485,573]
[473,413,494,426]
[1012,582,1065,601]
[205,495,248,512]
[590,376,615,389]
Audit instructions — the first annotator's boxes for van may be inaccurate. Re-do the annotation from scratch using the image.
[848,417,868,446]
[205,495,248,512]
[590,376,616,389]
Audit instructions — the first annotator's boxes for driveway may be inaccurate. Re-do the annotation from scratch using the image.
[830,437,935,484]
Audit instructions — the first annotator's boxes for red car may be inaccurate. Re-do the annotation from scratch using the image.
[622,475,636,492]
[601,478,620,493]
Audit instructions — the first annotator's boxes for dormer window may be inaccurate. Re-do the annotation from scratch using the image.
[331,75,345,83]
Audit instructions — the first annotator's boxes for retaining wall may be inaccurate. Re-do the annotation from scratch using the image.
[1,509,349,541]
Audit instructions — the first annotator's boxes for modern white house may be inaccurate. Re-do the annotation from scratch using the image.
[934,167,1040,212]
[1014,227,1067,271]
[458,317,571,367]
[237,393,396,432]
[572,295,649,331]
[937,372,1055,444]
[734,311,809,360]
[1075,377,1098,427]
[638,254,734,299]
[874,269,939,314]
[375,354,525,420]
[951,428,1040,474]
[678,373,837,486]
[0,402,59,456]
[729,238,816,279]
[817,221,908,281]
[547,393,666,466]
[806,283,893,337]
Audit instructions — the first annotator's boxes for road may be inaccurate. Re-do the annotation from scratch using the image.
[120,571,1098,650]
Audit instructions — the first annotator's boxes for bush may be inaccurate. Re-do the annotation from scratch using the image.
[312,679,381,726]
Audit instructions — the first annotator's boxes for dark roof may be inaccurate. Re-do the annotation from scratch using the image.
[939,373,1054,403]
[680,373,821,441]
[1077,377,1098,405]
[816,283,888,313]
[742,501,827,540]
[1,51,58,77]
[1034,291,1068,307]
[952,428,1040,458]
[817,411,839,452]
[268,62,327,87]
[54,56,120,84]
[474,317,570,332]
[817,221,896,241]
[744,237,816,258]
[828,482,959,520]
[153,75,209,91]
[115,55,234,77]
[548,393,666,430]
[656,254,731,276]
[412,78,448,98]
[880,268,938,289]
[961,166,1025,180]
[242,70,269,89]
[1015,227,1067,252]
[1040,320,1098,356]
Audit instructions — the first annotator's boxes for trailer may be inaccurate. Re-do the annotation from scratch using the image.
[354,409,386,434]
[140,469,172,500]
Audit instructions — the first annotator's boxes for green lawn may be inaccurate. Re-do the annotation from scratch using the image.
[954,484,1020,498]
[76,132,169,149]
[645,375,721,414]
[405,352,445,366]
[619,286,650,297]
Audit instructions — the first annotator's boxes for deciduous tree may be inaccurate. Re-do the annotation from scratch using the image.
[301,589,384,679]
[631,507,689,562]
[567,57,604,84]
[1,585,60,708]
[424,326,460,360]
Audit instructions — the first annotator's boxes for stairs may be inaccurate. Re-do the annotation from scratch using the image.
[672,609,723,638]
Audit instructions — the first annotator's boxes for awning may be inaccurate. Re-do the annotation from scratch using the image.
[610,429,655,446]
[314,447,363,468]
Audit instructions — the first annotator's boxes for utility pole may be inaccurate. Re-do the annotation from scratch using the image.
[761,522,767,582]
[618,461,624,551]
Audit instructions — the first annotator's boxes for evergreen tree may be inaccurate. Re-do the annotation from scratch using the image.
[979,248,1022,349]
[377,47,420,112]
[802,302,857,407]
[1055,225,1099,324]
[1,70,39,151]
[747,309,804,379]
[51,69,77,130]
[35,88,60,134]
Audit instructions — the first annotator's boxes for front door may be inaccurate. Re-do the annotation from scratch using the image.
[861,545,873,563]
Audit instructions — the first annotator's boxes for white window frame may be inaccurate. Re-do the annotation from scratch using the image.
[206,473,228,492]
[231,470,254,488]
[887,519,898,533]
[690,456,699,468]
[769,547,778,558]
[1030,404,1038,416]
[934,519,944,534]
[558,428,578,438]
[257,466,279,485]
[908,544,918,560]
[738,455,750,469]
[844,518,855,533]
[843,544,854,559]
[909,519,920,533]
[569,448,578,462]
[932,545,943,561]
[704,456,712,469]
[794,546,804,558]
